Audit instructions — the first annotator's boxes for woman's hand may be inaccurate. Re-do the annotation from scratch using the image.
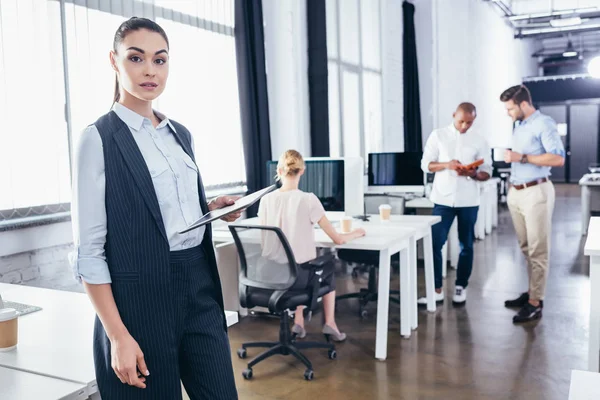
[208,195,242,222]
[354,228,366,237]
[110,332,149,389]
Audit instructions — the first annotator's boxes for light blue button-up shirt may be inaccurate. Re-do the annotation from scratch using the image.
[69,103,205,284]
[510,110,565,184]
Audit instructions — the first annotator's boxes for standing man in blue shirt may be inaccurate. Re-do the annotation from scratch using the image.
[500,85,565,323]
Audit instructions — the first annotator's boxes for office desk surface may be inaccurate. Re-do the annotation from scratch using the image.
[0,366,88,400]
[569,370,600,399]
[0,283,98,393]
[0,283,239,396]
[214,216,418,251]
[584,217,600,256]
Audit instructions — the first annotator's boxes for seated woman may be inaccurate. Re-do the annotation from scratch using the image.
[258,150,365,341]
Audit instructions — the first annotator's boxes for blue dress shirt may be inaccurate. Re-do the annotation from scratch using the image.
[510,110,565,184]
[70,103,205,284]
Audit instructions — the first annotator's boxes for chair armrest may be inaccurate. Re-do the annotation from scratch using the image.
[306,253,335,268]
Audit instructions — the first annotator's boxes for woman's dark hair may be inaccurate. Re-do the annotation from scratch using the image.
[112,17,169,103]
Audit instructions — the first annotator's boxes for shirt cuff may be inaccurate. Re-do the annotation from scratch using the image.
[69,249,112,284]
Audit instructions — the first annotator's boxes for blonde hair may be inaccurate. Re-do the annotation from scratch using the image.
[276,150,305,181]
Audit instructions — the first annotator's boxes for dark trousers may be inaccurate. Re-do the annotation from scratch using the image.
[291,261,336,292]
[432,204,479,289]
[94,245,238,399]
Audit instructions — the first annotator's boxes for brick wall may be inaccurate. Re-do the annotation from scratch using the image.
[0,244,82,293]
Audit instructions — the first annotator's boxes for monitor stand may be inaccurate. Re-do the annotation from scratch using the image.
[353,203,371,222]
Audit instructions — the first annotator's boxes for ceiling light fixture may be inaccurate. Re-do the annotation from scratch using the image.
[550,17,582,27]
[589,56,600,78]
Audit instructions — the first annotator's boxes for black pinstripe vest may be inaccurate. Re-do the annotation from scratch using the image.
[93,111,226,330]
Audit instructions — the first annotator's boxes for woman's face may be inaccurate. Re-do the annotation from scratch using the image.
[111,29,169,102]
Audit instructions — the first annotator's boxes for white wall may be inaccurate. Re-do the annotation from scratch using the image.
[262,0,312,160]
[415,0,538,147]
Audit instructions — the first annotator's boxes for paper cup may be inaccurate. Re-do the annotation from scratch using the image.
[0,308,18,352]
[341,217,353,233]
[379,204,392,221]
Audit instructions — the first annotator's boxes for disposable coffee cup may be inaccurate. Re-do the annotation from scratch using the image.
[0,308,18,352]
[379,204,392,221]
[341,216,353,233]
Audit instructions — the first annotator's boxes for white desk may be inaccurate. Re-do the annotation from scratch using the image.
[405,197,459,277]
[0,284,239,399]
[585,218,600,372]
[569,370,600,399]
[213,218,416,360]
[580,174,600,235]
[365,215,441,321]
[0,366,88,400]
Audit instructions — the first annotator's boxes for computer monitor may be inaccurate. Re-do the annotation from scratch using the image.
[367,152,425,194]
[266,157,364,216]
[267,159,345,212]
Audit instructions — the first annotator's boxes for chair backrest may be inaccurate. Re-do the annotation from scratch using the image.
[228,224,299,291]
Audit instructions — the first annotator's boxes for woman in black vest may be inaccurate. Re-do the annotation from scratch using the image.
[71,17,239,399]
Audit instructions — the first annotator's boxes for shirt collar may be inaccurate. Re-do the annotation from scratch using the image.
[519,110,540,126]
[448,123,469,136]
[112,102,177,133]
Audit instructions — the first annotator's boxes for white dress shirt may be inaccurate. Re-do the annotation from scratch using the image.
[70,103,205,284]
[421,124,492,208]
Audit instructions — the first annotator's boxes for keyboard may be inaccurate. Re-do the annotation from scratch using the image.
[2,301,42,316]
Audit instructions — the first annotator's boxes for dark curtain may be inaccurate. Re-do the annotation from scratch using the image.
[307,0,330,156]
[402,1,422,152]
[235,0,272,217]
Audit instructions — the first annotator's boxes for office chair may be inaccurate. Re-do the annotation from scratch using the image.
[229,224,337,381]
[336,249,400,318]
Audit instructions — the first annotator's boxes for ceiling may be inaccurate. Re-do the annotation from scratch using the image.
[485,0,600,75]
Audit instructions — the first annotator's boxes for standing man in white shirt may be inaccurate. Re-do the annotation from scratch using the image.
[418,103,492,305]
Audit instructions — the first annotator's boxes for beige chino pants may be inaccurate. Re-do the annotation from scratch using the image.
[507,181,555,301]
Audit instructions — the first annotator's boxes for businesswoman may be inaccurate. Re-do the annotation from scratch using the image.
[71,17,238,399]
[258,150,366,341]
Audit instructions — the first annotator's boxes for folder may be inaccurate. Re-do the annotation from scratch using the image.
[178,184,277,234]
[458,159,484,170]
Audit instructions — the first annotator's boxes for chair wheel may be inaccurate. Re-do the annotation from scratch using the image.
[237,348,247,359]
[304,369,314,381]
[360,308,368,319]
[328,349,337,360]
[351,269,359,278]
[242,368,253,380]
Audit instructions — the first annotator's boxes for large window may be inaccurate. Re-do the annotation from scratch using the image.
[0,0,70,218]
[0,0,244,222]
[325,0,383,160]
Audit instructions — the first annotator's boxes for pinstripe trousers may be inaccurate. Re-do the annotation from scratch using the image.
[94,245,238,399]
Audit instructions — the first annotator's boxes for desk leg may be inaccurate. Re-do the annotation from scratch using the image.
[449,220,459,269]
[423,233,436,313]
[376,248,391,360]
[583,186,591,235]
[442,242,447,278]
[409,236,418,330]
[589,256,600,372]
[399,247,411,338]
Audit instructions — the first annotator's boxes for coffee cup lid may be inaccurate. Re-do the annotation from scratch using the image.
[0,308,17,322]
[379,204,392,209]
[342,216,352,220]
